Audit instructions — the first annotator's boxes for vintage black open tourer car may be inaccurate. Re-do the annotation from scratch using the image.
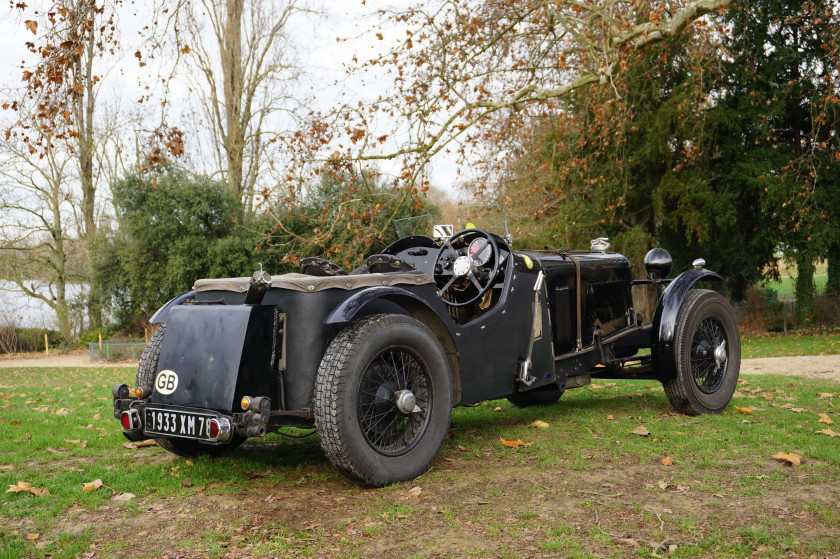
[113,212,740,486]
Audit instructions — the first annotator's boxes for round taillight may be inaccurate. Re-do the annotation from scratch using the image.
[208,419,220,439]
[121,412,132,430]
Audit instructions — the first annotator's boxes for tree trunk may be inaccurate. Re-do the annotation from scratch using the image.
[827,243,840,297]
[221,0,245,201]
[79,14,101,329]
[794,251,815,324]
[52,188,71,342]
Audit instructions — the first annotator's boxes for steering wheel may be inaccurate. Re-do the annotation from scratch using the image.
[433,229,501,307]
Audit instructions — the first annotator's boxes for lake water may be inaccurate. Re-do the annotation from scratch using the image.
[0,280,88,329]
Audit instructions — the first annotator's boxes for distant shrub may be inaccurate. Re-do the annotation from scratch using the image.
[0,326,16,354]
[815,295,840,326]
[10,328,62,353]
[77,324,122,346]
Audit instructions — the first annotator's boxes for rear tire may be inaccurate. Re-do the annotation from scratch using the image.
[314,314,452,487]
[662,290,740,415]
[135,323,245,457]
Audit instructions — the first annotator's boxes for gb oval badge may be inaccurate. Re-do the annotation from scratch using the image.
[155,369,179,395]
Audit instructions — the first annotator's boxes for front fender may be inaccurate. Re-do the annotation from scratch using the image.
[652,268,723,379]
[149,291,195,324]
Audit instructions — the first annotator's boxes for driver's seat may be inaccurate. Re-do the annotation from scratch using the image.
[300,257,349,277]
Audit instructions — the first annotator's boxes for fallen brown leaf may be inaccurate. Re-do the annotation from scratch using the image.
[735,406,753,415]
[83,479,104,491]
[25,533,39,541]
[499,438,533,448]
[528,420,549,429]
[817,393,834,399]
[661,456,674,466]
[606,415,615,420]
[818,413,834,425]
[112,492,135,502]
[816,428,839,438]
[772,452,806,467]
[631,425,650,437]
[656,481,690,491]
[134,440,157,448]
[6,481,48,496]
[408,486,422,498]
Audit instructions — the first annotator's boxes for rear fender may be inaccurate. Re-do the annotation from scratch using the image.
[150,291,195,324]
[325,286,462,404]
[652,268,723,380]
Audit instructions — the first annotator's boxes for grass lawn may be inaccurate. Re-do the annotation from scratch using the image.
[765,273,828,299]
[1,365,838,558]
[741,328,840,358]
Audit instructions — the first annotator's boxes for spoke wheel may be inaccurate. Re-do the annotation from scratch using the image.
[662,289,741,415]
[357,347,431,456]
[315,314,452,487]
[690,317,728,394]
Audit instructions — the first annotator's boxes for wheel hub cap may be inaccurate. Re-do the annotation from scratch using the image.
[453,255,472,277]
[394,389,420,414]
[714,340,727,369]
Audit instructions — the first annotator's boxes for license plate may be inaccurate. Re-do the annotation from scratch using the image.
[144,407,216,440]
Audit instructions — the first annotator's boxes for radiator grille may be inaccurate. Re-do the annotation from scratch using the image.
[584,280,628,338]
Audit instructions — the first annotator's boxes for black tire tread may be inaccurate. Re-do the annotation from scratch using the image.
[136,325,166,392]
[314,313,449,486]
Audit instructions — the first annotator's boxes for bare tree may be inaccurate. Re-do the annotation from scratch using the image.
[0,123,83,341]
[153,0,317,213]
[8,0,124,328]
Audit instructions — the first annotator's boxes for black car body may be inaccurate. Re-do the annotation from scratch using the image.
[114,224,740,486]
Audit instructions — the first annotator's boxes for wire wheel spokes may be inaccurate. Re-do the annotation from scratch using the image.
[690,316,728,394]
[357,347,431,456]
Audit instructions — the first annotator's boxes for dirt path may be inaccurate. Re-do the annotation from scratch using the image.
[0,353,138,368]
[740,354,840,380]
[1,353,838,379]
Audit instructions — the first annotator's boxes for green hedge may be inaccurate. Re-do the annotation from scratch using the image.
[0,327,62,354]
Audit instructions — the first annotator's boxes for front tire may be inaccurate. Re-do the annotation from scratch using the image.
[662,289,741,415]
[314,314,452,487]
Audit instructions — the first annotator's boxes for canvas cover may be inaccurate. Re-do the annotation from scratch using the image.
[192,271,434,293]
